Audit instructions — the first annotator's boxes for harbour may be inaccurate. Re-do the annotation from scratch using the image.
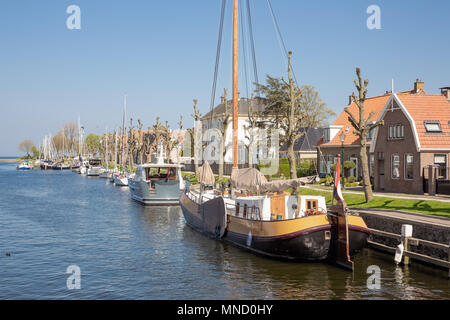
[1,0,449,304]
[1,161,449,300]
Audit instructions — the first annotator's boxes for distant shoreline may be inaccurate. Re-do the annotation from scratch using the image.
[0,158,21,163]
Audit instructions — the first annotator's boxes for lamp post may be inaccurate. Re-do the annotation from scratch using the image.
[340,132,346,189]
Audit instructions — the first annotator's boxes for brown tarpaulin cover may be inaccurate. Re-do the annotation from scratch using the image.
[199,161,215,185]
[230,167,307,193]
[230,167,268,192]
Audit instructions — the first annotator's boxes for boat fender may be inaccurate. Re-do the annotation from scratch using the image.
[394,242,404,265]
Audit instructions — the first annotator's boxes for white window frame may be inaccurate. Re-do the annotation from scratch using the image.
[404,153,414,180]
[391,154,401,180]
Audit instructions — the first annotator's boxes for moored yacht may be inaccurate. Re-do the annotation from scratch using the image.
[86,159,103,176]
[129,163,184,205]
[180,166,370,263]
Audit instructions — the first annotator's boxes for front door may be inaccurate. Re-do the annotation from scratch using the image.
[378,160,385,190]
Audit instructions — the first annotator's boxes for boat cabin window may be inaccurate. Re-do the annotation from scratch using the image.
[306,199,318,212]
[145,167,177,180]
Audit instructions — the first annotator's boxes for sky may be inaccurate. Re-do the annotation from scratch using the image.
[0,0,449,156]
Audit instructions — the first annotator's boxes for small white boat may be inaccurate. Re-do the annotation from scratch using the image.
[114,173,128,186]
[99,169,112,179]
[86,159,103,176]
[17,162,32,170]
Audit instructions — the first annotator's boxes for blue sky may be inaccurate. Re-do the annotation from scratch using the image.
[1,0,449,156]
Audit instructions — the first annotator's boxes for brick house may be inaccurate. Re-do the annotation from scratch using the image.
[317,93,390,180]
[370,82,450,194]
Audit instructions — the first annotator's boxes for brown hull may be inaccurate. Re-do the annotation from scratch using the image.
[180,192,370,261]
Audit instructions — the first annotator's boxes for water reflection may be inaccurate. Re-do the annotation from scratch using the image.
[0,163,449,300]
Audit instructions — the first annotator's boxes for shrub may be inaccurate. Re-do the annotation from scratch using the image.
[346,176,356,183]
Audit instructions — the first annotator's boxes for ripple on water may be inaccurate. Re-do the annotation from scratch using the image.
[0,164,449,299]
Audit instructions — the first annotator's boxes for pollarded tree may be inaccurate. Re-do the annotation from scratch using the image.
[217,89,232,180]
[345,67,384,202]
[255,51,334,189]
[191,99,202,177]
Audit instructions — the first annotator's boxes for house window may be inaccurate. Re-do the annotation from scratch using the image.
[324,128,330,142]
[388,124,404,140]
[391,154,400,179]
[367,128,375,142]
[424,121,442,133]
[434,154,447,179]
[370,154,375,177]
[404,154,414,180]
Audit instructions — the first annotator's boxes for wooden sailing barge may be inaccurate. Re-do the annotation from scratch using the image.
[180,0,370,267]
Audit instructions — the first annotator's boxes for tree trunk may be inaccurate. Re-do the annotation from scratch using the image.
[359,137,373,202]
[287,141,298,194]
[287,141,297,179]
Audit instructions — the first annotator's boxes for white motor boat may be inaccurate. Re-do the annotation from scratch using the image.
[17,162,32,170]
[86,159,103,176]
[114,173,128,186]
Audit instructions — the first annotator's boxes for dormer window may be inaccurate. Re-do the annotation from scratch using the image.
[324,128,330,142]
[424,121,442,133]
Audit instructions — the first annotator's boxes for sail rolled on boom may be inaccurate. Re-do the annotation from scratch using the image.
[230,168,307,193]
[199,161,215,185]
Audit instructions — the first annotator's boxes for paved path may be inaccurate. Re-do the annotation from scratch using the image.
[352,208,450,228]
[303,185,450,203]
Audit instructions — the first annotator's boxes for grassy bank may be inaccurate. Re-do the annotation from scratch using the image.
[298,188,450,218]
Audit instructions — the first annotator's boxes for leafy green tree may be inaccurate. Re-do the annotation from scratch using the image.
[85,133,101,157]
[255,51,334,191]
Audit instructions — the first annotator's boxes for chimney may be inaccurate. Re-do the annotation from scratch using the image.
[441,87,450,101]
[414,79,425,93]
[348,92,354,105]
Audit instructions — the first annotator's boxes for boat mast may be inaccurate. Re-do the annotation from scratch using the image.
[121,94,127,172]
[232,0,239,169]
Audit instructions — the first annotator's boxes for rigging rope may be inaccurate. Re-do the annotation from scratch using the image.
[240,0,250,100]
[266,0,298,85]
[246,0,259,93]
[209,0,227,127]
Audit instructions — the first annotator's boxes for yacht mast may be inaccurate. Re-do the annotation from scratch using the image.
[121,94,127,172]
[232,0,239,169]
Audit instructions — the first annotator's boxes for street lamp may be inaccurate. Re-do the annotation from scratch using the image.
[339,132,346,189]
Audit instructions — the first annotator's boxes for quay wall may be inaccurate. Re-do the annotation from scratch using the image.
[355,209,450,261]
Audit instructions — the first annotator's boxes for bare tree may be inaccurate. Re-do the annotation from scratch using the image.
[191,99,202,177]
[62,122,77,156]
[345,67,384,202]
[216,89,232,180]
[18,140,35,158]
[244,96,261,167]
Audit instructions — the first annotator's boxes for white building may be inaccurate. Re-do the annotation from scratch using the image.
[200,97,276,164]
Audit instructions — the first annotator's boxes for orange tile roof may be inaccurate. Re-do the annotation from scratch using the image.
[321,94,391,147]
[398,94,450,149]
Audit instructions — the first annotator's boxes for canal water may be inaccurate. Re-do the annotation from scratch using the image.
[0,162,449,300]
